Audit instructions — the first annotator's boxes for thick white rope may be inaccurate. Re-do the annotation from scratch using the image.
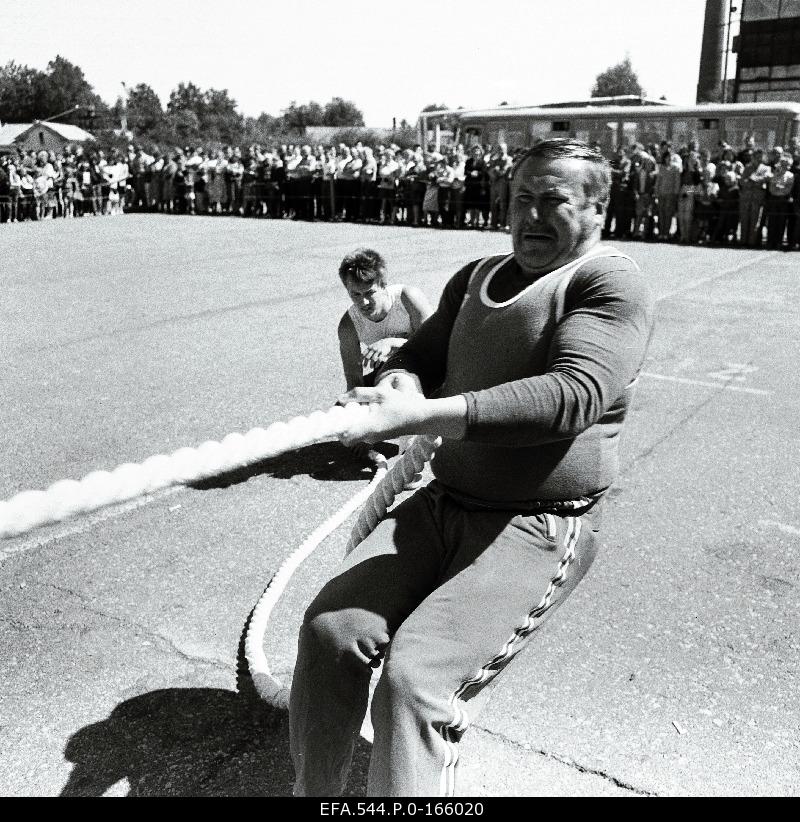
[346,435,440,554]
[0,403,371,540]
[243,451,389,707]
[243,435,441,706]
[1,395,441,710]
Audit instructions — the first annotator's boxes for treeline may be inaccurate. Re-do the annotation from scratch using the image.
[0,56,417,151]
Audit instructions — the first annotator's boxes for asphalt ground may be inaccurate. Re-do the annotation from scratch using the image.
[1,214,798,797]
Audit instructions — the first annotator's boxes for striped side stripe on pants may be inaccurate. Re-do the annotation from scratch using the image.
[437,516,582,797]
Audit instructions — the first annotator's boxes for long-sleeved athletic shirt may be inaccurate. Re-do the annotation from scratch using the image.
[380,246,655,508]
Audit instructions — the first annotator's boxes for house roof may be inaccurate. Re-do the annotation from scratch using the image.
[0,123,31,146]
[0,121,95,147]
[42,121,95,142]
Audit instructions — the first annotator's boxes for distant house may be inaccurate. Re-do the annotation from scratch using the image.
[0,121,95,155]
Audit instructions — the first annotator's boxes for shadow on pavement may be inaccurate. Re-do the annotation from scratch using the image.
[189,440,398,490]
[60,688,372,797]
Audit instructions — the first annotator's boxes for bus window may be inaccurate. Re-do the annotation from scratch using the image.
[669,119,697,147]
[492,124,526,149]
[784,118,800,146]
[529,120,551,143]
[621,121,639,146]
[751,117,778,149]
[724,117,752,149]
[463,127,482,147]
[573,120,597,145]
[571,119,618,154]
[697,118,720,152]
[502,125,526,150]
[603,121,618,153]
[639,120,668,148]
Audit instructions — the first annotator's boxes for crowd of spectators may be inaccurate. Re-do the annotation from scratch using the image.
[0,147,129,220]
[602,135,800,250]
[2,135,800,249]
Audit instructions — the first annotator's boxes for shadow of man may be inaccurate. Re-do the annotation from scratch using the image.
[60,688,372,797]
[189,440,398,490]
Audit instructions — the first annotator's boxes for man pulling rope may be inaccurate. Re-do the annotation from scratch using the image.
[289,138,656,797]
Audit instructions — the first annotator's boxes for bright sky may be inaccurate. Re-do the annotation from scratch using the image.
[1,0,709,126]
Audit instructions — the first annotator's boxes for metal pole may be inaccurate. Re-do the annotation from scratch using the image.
[120,82,128,134]
[722,1,734,103]
[40,104,81,124]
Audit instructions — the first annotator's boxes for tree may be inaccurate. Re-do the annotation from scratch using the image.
[167,82,206,119]
[38,56,106,123]
[591,56,644,98]
[0,61,43,122]
[165,108,201,144]
[242,112,284,144]
[0,56,105,124]
[281,100,325,133]
[202,88,243,143]
[123,83,163,136]
[165,82,243,144]
[322,97,364,127]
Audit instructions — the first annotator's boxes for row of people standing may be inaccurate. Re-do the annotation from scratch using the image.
[0,148,129,222]
[603,137,800,249]
[124,142,519,230]
[8,135,800,251]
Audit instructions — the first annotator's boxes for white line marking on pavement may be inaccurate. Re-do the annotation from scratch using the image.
[0,486,183,564]
[639,372,772,396]
[655,252,777,303]
[758,519,800,538]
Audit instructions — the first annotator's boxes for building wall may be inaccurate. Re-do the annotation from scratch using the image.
[735,0,800,102]
[15,128,72,155]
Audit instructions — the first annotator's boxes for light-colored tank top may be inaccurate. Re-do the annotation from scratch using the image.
[347,284,413,360]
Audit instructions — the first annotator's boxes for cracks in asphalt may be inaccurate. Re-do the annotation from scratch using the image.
[22,283,343,356]
[39,580,236,674]
[1,615,50,632]
[623,362,759,477]
[473,724,657,796]
[625,250,782,477]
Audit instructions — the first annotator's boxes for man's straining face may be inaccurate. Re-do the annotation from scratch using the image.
[344,276,392,322]
[509,156,602,276]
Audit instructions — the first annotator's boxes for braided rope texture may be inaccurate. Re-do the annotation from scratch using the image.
[345,435,441,555]
[0,402,371,540]
[244,434,440,706]
[244,452,389,707]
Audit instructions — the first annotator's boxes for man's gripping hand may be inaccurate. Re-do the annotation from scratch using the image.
[375,370,424,396]
[361,338,407,372]
[337,377,468,446]
[337,383,427,447]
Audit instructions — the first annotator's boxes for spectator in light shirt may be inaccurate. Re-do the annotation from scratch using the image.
[738,149,772,247]
[765,155,794,249]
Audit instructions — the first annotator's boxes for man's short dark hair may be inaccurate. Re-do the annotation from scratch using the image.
[338,248,387,287]
[510,137,611,205]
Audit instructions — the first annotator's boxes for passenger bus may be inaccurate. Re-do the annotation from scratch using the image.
[418,101,800,156]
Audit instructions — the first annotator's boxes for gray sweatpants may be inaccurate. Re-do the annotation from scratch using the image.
[289,482,602,796]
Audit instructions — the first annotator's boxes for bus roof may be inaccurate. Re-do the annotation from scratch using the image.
[422,102,800,122]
